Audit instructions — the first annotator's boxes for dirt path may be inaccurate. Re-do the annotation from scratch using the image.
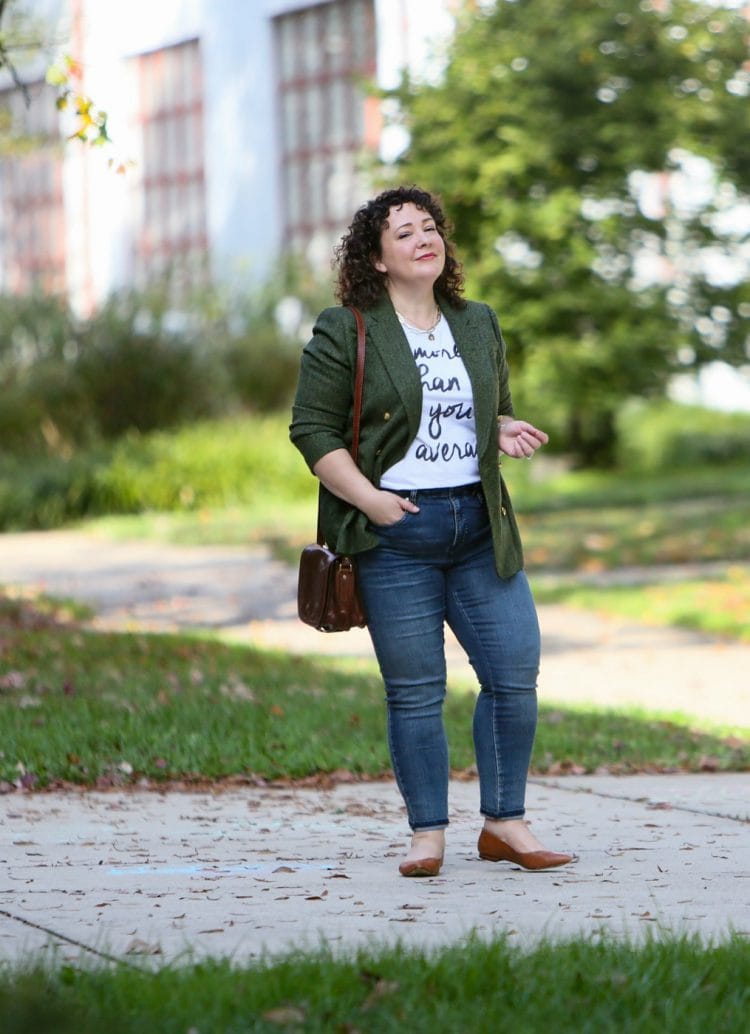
[1,529,748,728]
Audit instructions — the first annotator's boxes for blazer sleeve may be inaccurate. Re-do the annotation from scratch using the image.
[486,304,515,418]
[289,306,356,472]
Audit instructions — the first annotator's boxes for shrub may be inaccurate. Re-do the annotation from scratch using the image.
[0,453,103,529]
[0,415,312,530]
[616,399,750,472]
[221,256,334,411]
[0,293,91,453]
[0,292,75,373]
[0,265,332,456]
[73,293,230,439]
[225,325,302,412]
[94,415,312,512]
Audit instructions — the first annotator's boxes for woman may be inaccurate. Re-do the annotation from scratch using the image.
[290,185,575,877]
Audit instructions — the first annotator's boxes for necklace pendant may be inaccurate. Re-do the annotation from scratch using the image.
[428,331,435,341]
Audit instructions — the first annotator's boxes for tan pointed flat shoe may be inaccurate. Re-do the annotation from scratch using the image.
[478,828,576,870]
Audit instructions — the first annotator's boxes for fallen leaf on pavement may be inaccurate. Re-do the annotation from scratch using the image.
[125,938,162,955]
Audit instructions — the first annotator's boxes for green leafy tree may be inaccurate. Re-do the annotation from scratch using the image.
[388,0,750,463]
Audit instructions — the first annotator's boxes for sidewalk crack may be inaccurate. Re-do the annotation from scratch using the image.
[0,907,146,969]
[530,778,749,824]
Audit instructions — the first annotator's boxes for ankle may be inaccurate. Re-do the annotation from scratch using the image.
[406,829,445,859]
[410,830,445,849]
[482,818,546,852]
[483,818,525,836]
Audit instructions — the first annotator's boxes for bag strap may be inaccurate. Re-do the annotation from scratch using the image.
[349,305,366,466]
[316,305,367,545]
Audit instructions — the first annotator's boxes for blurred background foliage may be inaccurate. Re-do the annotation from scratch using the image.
[0,261,333,529]
[384,0,750,465]
[0,257,332,455]
[0,266,748,534]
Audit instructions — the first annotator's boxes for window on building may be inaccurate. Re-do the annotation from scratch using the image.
[273,0,378,259]
[0,81,66,294]
[128,38,208,289]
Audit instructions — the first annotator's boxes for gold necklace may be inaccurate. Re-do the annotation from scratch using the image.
[396,306,442,341]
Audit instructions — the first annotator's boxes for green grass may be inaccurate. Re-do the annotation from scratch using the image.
[1,594,746,790]
[83,499,314,553]
[516,495,750,571]
[79,456,750,573]
[502,459,750,572]
[0,586,94,624]
[82,486,749,574]
[532,567,750,642]
[504,459,750,511]
[1,935,749,1033]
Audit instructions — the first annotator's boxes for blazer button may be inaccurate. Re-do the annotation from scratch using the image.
[501,506,507,516]
[383,411,391,421]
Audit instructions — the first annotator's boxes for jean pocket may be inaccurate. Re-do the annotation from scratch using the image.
[369,511,413,532]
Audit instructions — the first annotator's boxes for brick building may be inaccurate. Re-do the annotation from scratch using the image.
[0,0,453,311]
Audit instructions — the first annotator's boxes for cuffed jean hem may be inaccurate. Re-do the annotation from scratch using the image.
[480,808,526,821]
[410,821,450,832]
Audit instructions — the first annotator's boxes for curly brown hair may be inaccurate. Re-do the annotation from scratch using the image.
[334,185,465,309]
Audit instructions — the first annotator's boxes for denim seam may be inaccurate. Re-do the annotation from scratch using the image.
[449,587,507,816]
[386,710,449,830]
[492,691,504,819]
[386,717,414,825]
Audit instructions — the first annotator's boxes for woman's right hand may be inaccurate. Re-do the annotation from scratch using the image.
[363,490,420,527]
[312,450,420,527]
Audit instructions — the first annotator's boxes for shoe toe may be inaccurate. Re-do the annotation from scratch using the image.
[399,856,443,877]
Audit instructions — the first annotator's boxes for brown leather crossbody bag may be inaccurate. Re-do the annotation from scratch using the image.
[297,306,367,632]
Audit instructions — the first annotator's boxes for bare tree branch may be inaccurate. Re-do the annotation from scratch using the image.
[0,0,31,104]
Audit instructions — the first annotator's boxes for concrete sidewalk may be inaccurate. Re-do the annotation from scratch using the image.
[1,774,748,963]
[1,529,749,962]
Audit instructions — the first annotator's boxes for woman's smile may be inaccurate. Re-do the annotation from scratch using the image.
[374,201,447,288]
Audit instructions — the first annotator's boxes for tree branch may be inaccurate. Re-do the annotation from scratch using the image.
[0,0,31,104]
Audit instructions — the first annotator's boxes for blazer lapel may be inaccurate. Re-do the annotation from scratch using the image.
[441,301,497,456]
[364,296,423,443]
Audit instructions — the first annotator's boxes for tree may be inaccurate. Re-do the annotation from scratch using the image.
[388,0,750,464]
[0,0,113,155]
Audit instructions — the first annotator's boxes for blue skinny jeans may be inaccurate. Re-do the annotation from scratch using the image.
[355,483,540,831]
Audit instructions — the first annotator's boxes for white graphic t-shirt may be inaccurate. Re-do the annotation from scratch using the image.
[380,314,480,490]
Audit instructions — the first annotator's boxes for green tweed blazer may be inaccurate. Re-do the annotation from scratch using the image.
[290,293,525,579]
